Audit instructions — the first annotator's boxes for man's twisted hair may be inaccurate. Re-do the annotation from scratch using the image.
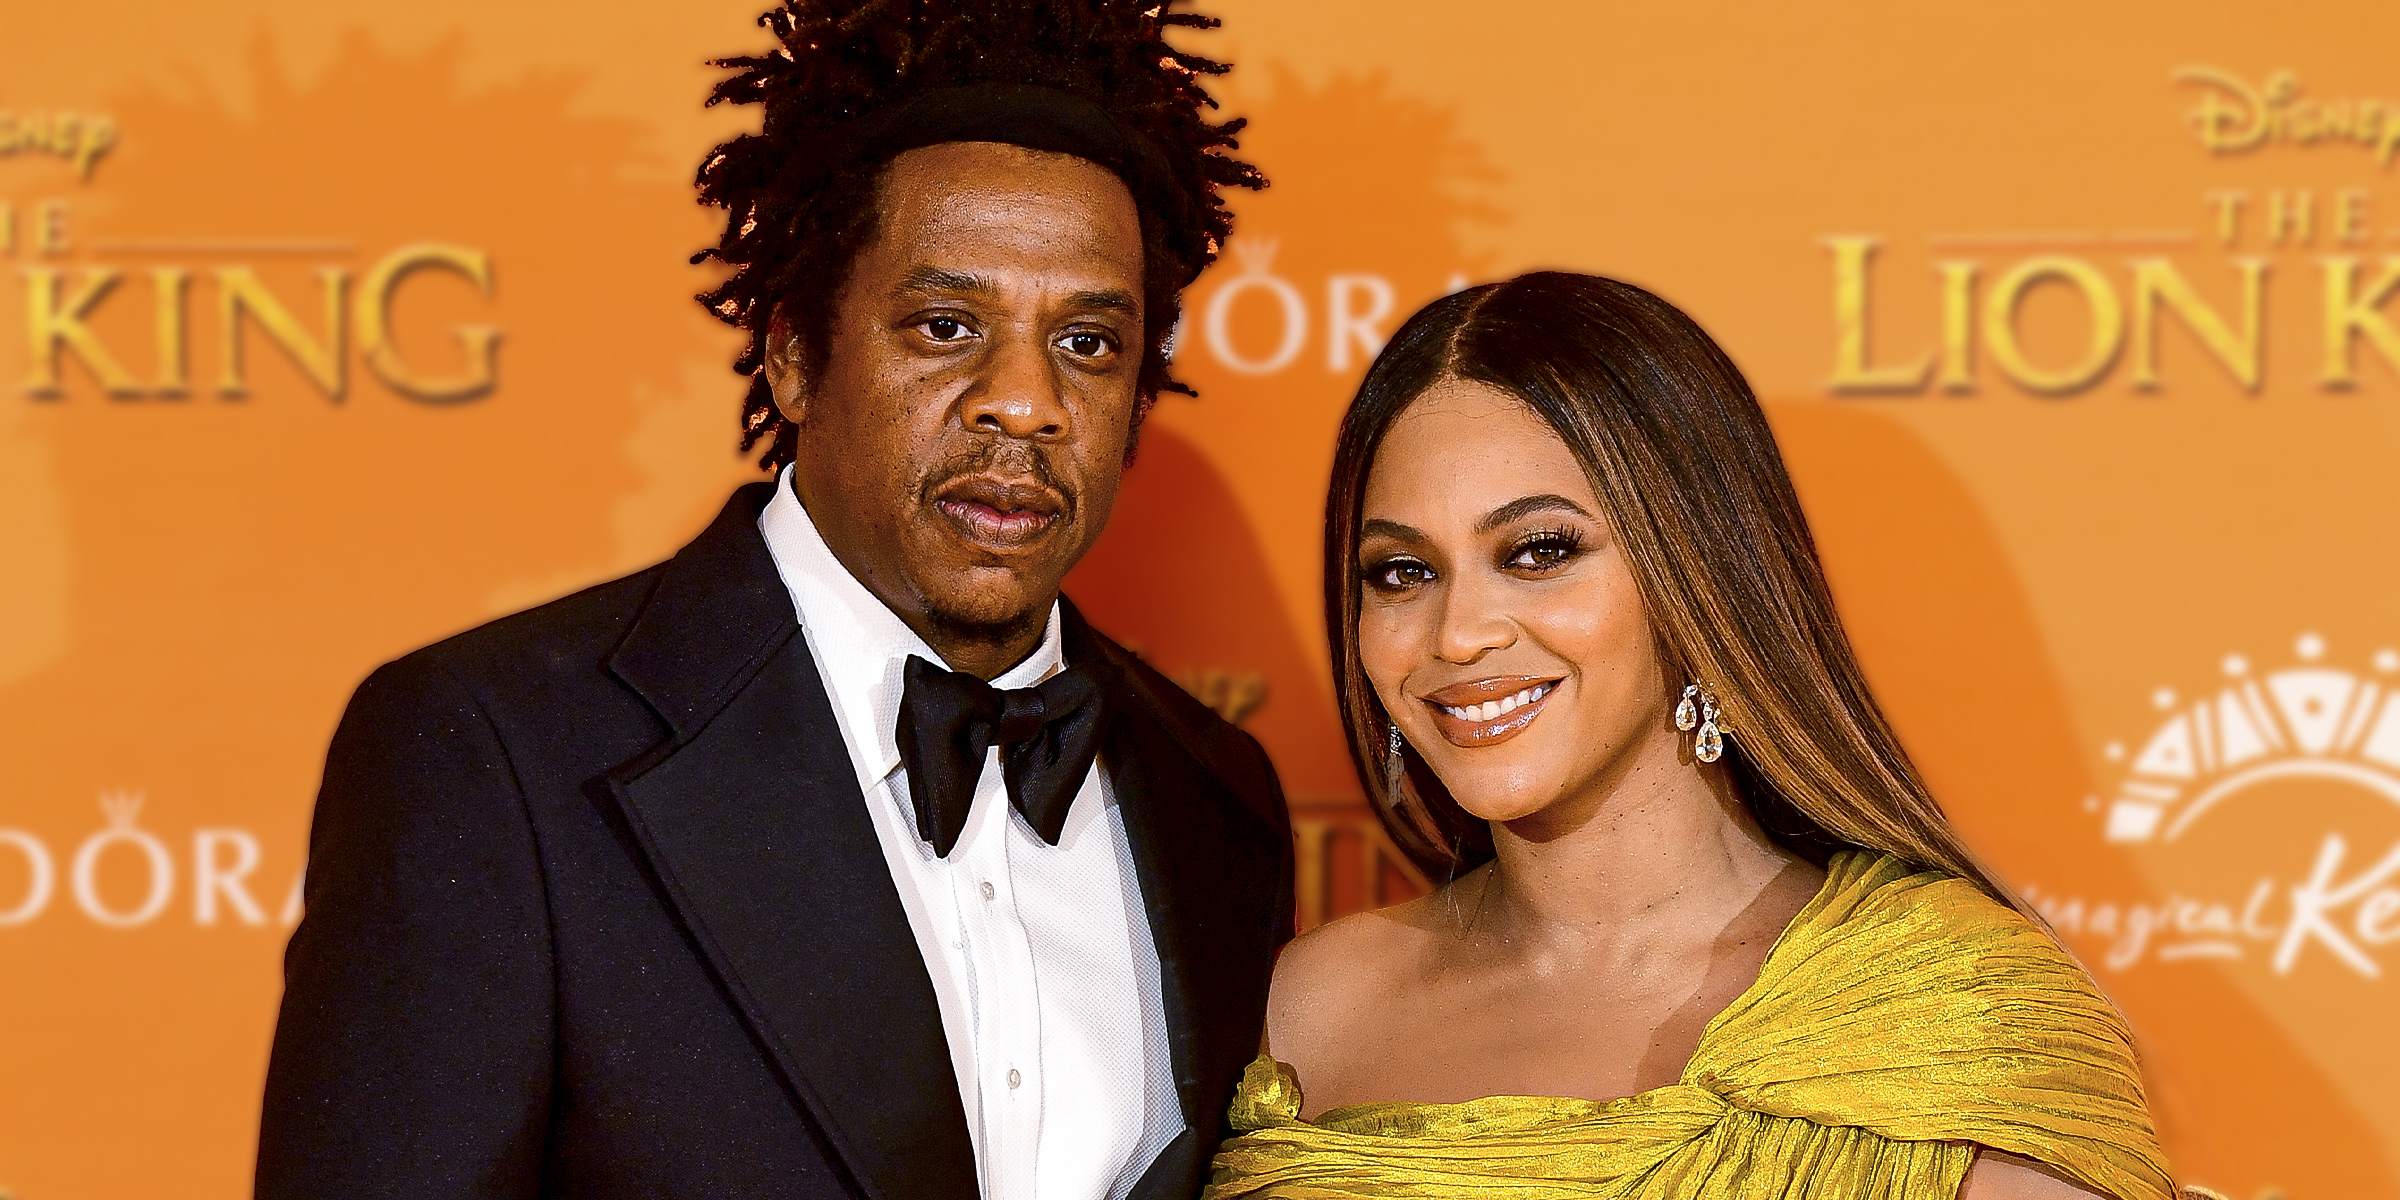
[695,0,1264,471]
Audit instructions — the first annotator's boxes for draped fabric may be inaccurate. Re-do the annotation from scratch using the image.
[1204,852,2175,1200]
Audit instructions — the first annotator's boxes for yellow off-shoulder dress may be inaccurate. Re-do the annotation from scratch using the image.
[1205,852,2175,1200]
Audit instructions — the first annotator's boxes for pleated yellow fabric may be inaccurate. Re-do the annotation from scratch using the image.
[1205,852,2175,1200]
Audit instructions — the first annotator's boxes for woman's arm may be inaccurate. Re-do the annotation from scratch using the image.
[1958,1149,2115,1200]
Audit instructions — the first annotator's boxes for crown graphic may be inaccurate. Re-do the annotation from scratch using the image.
[2103,633,2400,843]
[98,788,146,829]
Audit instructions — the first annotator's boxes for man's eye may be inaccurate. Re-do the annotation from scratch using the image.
[1061,331,1113,358]
[921,317,970,342]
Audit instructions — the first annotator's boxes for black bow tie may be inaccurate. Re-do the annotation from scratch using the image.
[894,654,1120,857]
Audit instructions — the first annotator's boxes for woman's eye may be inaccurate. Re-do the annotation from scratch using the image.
[1362,558,1435,592]
[1061,331,1114,358]
[1506,536,1580,571]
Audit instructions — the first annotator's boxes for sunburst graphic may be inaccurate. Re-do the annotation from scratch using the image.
[2103,633,2400,843]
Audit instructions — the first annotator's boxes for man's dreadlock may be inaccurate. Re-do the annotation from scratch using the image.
[694,0,1265,472]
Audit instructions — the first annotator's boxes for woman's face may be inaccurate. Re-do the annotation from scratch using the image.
[1356,377,1679,827]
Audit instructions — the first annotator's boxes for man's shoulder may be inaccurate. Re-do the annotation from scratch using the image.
[376,563,669,699]
[370,483,784,704]
[1073,618,1286,827]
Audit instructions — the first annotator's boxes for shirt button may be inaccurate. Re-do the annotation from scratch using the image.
[980,881,996,901]
[1007,1068,1022,1089]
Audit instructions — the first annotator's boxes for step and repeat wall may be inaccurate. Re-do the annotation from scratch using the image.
[3,2,2397,1197]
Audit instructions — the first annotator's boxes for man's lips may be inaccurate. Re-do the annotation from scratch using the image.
[936,498,1056,545]
[1418,675,1562,747]
[931,477,1066,549]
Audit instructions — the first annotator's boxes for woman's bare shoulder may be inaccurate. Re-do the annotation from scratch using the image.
[1957,1149,2115,1200]
[1265,881,1468,1055]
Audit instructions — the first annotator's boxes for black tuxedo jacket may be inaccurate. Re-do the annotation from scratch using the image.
[257,483,1295,1200]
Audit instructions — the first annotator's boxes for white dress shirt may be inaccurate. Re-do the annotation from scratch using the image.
[757,467,1182,1200]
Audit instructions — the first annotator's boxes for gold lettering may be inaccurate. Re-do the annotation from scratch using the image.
[2268,190,2314,244]
[73,116,115,180]
[2175,66,2268,152]
[1983,256,2123,395]
[2338,188,2372,244]
[50,114,81,162]
[2289,99,2325,143]
[2207,190,2247,245]
[1936,261,1977,393]
[1824,236,1929,394]
[2129,257,2266,392]
[2319,256,2400,388]
[35,200,67,255]
[22,267,141,397]
[151,267,189,397]
[2173,68,2400,166]
[1292,820,1331,932]
[2320,100,2354,143]
[0,110,119,179]
[215,267,348,399]
[358,243,499,403]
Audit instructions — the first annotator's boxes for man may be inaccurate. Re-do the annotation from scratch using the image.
[254,3,1292,1198]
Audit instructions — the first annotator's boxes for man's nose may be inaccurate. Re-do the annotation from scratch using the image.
[959,331,1070,441]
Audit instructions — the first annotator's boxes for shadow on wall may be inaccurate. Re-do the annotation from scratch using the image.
[1770,398,2390,1200]
[0,30,737,1200]
[1071,64,1510,925]
[1064,422,1434,930]
[1067,425,1304,734]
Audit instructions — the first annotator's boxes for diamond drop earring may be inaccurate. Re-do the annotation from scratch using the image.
[1678,682,1731,764]
[1384,722,1408,804]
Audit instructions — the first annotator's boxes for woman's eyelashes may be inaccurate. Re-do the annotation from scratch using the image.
[1500,527,1586,573]
[1360,554,1435,594]
[1360,529,1585,595]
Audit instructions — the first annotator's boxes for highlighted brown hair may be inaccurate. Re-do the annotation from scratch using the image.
[1325,272,2031,914]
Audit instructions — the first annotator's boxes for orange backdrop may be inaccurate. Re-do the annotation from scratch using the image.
[4,4,2398,1198]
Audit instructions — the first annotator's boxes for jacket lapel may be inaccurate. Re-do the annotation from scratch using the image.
[1102,707,1224,1200]
[602,484,977,1200]
[1065,604,1292,1196]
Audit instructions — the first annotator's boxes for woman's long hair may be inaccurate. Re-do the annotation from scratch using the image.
[1325,271,2031,916]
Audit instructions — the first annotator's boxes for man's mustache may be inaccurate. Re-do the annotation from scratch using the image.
[918,435,1075,518]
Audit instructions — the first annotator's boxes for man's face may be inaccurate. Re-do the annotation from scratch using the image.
[768,141,1147,677]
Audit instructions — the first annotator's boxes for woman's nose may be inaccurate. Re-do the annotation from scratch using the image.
[1431,572,1517,664]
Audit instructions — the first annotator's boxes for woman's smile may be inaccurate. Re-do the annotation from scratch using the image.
[1419,675,1562,747]
[1353,379,1672,822]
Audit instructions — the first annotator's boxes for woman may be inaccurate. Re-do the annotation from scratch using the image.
[1206,274,2175,1199]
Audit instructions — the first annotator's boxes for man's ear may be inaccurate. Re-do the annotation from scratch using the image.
[762,311,809,427]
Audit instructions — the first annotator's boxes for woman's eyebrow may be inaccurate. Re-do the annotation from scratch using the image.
[1475,493,1593,535]
[1361,518,1424,543]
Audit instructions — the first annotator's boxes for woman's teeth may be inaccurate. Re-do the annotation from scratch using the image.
[1441,682,1554,723]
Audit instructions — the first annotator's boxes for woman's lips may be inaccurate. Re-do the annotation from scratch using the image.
[1419,677,1560,747]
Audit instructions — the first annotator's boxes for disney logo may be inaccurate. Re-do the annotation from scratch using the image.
[2173,66,2400,166]
[0,109,115,180]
